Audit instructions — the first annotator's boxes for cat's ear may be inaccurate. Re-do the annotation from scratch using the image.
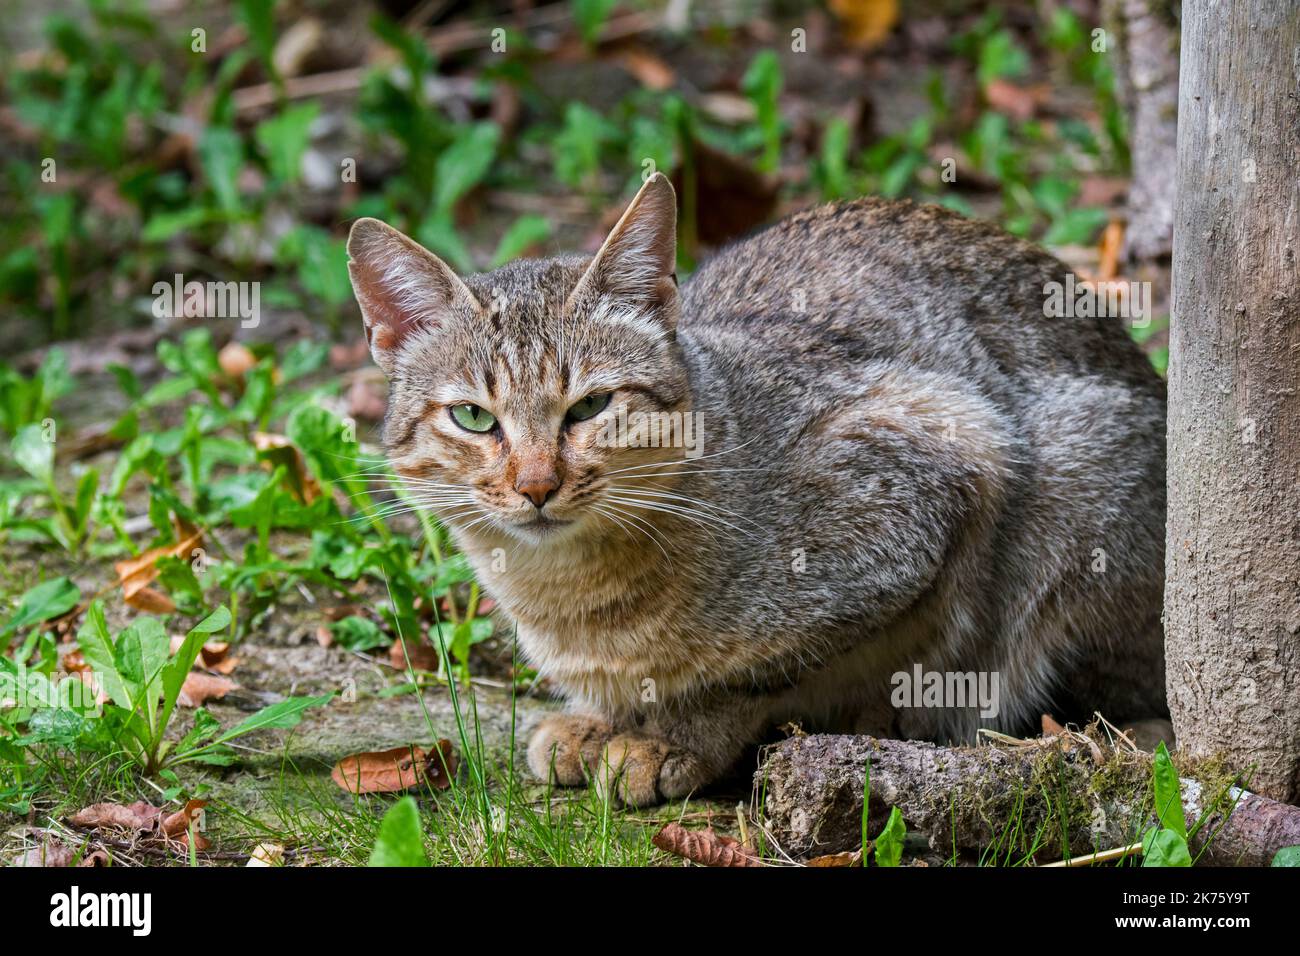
[347,218,480,374]
[572,172,678,323]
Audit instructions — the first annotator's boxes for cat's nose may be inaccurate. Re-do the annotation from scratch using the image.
[516,474,559,508]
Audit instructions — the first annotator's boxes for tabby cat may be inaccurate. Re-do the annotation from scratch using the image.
[347,173,1167,807]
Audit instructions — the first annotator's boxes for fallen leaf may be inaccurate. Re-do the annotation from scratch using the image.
[983,79,1050,121]
[161,799,207,838]
[651,822,763,867]
[829,0,899,48]
[807,848,865,867]
[16,840,75,867]
[253,432,321,504]
[178,672,236,707]
[247,843,284,867]
[673,140,779,250]
[331,741,458,794]
[346,376,387,421]
[69,801,161,832]
[115,529,203,606]
[169,635,239,674]
[124,586,176,614]
[1096,219,1125,281]
[1041,714,1066,737]
[616,46,676,90]
[390,639,441,672]
[217,341,257,379]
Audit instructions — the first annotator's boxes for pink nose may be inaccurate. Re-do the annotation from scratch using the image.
[516,474,559,508]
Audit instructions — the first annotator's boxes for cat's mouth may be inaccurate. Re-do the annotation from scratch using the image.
[510,513,574,533]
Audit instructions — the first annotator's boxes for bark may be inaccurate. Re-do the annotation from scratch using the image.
[1165,1,1300,802]
[755,734,1300,865]
[1103,0,1181,261]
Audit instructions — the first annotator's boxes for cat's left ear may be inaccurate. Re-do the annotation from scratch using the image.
[572,172,678,326]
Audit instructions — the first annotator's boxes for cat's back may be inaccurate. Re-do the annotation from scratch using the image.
[679,197,1159,398]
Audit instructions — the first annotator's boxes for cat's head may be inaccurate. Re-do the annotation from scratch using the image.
[347,173,691,545]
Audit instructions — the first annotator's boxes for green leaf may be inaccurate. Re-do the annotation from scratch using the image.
[11,424,54,483]
[75,602,131,711]
[203,693,333,748]
[434,122,500,217]
[198,125,245,213]
[1,577,79,639]
[1271,846,1300,867]
[1151,741,1186,839]
[158,606,232,743]
[368,796,429,867]
[329,615,387,652]
[255,102,319,184]
[573,0,617,45]
[874,806,906,867]
[1142,826,1191,867]
[490,215,550,268]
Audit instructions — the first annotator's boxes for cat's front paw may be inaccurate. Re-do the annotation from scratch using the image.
[594,733,709,808]
[527,714,613,786]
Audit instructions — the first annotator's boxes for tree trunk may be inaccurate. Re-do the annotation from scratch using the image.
[755,734,1300,865]
[1165,0,1300,803]
[1103,0,1180,262]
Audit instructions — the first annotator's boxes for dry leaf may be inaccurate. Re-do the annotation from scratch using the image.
[346,376,387,421]
[116,529,203,607]
[169,635,239,674]
[247,843,284,867]
[673,140,779,250]
[69,801,162,832]
[16,840,76,867]
[1041,713,1066,737]
[178,672,236,707]
[807,848,864,867]
[651,822,763,867]
[390,639,441,672]
[1096,219,1125,281]
[330,740,458,794]
[124,586,176,614]
[983,79,1050,121]
[617,46,676,90]
[829,0,899,48]
[161,800,207,838]
[253,432,321,504]
[217,341,257,379]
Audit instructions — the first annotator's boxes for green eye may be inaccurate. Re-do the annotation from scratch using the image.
[450,404,497,433]
[567,392,612,422]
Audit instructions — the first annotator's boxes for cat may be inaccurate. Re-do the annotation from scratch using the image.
[347,173,1168,807]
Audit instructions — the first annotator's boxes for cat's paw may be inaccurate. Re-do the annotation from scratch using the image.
[526,714,613,786]
[594,733,709,808]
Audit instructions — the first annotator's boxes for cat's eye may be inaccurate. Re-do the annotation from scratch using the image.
[450,404,497,433]
[566,392,612,422]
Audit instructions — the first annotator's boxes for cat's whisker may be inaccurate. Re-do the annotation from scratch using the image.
[609,483,762,526]
[602,437,763,477]
[595,501,675,565]
[603,493,758,542]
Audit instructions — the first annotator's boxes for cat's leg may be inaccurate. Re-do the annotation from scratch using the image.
[594,694,770,807]
[526,713,613,786]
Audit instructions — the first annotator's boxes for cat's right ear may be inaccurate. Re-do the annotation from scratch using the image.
[347,218,480,374]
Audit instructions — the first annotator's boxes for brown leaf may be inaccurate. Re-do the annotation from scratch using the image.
[1096,219,1125,282]
[346,376,387,422]
[390,639,441,672]
[253,432,321,504]
[16,840,76,867]
[115,530,204,605]
[161,799,208,838]
[217,341,257,379]
[169,635,239,674]
[1041,714,1066,737]
[125,585,176,614]
[247,843,284,867]
[330,740,458,794]
[983,79,1050,121]
[651,822,764,867]
[617,46,676,90]
[829,0,899,48]
[807,848,865,867]
[673,140,779,250]
[178,672,236,707]
[69,801,162,832]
